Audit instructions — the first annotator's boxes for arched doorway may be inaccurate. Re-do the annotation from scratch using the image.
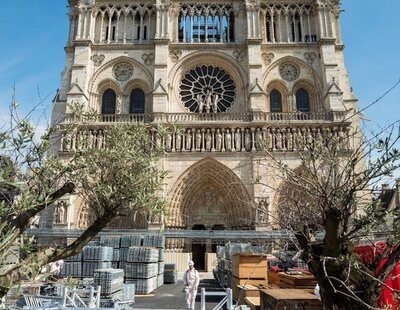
[167,158,253,267]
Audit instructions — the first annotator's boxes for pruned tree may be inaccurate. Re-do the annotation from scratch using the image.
[257,123,400,309]
[0,104,168,298]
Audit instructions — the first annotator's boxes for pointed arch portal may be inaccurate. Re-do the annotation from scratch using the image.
[167,158,253,230]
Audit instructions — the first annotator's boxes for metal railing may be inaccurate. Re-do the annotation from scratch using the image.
[200,288,234,310]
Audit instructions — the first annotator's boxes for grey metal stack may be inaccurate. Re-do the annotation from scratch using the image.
[100,236,121,249]
[142,234,165,248]
[123,263,158,278]
[120,235,142,248]
[163,263,177,284]
[126,247,159,263]
[93,268,124,295]
[60,261,82,278]
[124,246,160,294]
[125,277,157,295]
[82,246,113,277]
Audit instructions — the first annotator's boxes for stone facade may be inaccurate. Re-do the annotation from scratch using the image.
[49,0,359,237]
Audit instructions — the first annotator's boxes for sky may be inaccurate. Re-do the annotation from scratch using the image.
[0,0,399,134]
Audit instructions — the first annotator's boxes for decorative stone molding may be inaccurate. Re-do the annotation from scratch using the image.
[304,52,317,65]
[142,53,155,66]
[262,52,274,66]
[113,63,134,82]
[233,50,245,63]
[91,54,105,66]
[170,50,182,63]
[279,62,300,82]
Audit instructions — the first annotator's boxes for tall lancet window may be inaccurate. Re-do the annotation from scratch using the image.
[102,89,116,114]
[130,89,145,113]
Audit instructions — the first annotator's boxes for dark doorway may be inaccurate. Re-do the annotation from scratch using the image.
[192,224,206,271]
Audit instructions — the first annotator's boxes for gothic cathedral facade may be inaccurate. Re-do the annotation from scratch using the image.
[49,0,359,244]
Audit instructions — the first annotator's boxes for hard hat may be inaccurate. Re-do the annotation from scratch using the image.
[188,260,194,266]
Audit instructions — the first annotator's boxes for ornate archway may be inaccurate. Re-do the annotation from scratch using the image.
[166,158,253,230]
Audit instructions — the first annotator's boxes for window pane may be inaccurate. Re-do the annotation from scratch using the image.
[296,88,310,112]
[102,89,116,114]
[270,89,282,112]
[130,89,145,113]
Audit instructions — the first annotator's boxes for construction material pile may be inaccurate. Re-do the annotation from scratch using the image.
[60,234,165,295]
[163,263,178,284]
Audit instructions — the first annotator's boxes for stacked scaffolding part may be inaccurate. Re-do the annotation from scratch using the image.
[164,263,178,284]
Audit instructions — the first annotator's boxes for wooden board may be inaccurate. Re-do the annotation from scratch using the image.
[231,253,268,279]
[260,289,323,310]
[231,277,268,303]
[245,297,261,310]
[278,273,316,286]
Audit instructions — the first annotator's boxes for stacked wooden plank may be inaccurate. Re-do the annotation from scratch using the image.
[260,289,323,310]
[231,253,268,303]
[277,272,317,291]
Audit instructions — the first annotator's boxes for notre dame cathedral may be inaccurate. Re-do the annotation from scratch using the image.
[47,0,359,257]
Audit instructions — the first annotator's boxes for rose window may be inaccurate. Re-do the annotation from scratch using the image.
[180,65,236,113]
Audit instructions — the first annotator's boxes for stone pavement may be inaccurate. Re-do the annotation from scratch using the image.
[133,272,229,310]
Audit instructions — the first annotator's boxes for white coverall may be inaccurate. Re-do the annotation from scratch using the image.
[183,267,200,310]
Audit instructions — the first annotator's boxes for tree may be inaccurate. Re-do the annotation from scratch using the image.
[258,123,400,309]
[0,104,168,298]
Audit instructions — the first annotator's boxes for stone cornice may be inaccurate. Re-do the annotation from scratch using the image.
[169,42,245,50]
[318,38,337,46]
[91,43,155,51]
[247,38,263,45]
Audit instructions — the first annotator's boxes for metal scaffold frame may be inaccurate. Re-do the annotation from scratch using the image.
[27,228,294,241]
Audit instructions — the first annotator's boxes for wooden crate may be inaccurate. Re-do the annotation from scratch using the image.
[231,253,268,279]
[260,289,323,310]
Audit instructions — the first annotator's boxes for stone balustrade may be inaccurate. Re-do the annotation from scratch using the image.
[63,111,347,124]
[60,125,350,153]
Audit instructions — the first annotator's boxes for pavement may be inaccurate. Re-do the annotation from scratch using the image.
[133,272,230,310]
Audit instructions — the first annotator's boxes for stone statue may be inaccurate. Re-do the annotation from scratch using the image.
[287,128,293,150]
[257,198,269,223]
[186,129,192,150]
[196,93,204,113]
[54,201,67,224]
[255,128,263,150]
[306,128,313,147]
[205,90,212,113]
[195,129,202,151]
[212,94,219,113]
[225,129,232,151]
[155,132,162,148]
[166,133,172,151]
[205,129,212,151]
[176,133,182,151]
[215,129,222,151]
[275,129,282,150]
[315,128,323,147]
[245,129,251,151]
[266,128,272,150]
[235,129,241,151]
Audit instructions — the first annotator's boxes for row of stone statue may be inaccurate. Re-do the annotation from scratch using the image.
[61,126,350,153]
[157,126,350,152]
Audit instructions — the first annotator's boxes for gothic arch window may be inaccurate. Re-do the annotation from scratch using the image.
[270,89,282,112]
[102,89,116,114]
[295,88,310,112]
[130,88,145,113]
[178,5,234,43]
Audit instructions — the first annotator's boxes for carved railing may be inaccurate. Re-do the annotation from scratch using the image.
[63,111,347,124]
[60,125,350,154]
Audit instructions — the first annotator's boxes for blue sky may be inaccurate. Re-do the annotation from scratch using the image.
[0,1,399,134]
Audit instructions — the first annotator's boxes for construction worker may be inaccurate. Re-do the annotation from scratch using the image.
[183,260,200,310]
